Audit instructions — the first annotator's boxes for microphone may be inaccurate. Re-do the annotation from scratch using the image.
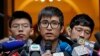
[53,52,70,56]
[45,41,52,50]
[0,40,25,52]
[29,44,41,56]
[92,32,100,56]
[59,41,72,54]
[72,45,89,56]
[95,32,100,44]
[94,42,100,51]
[77,35,100,56]
[94,32,100,50]
[45,41,52,53]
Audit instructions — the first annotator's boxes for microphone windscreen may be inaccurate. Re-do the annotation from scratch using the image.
[94,42,100,50]
[2,40,25,51]
[60,42,72,54]
[95,32,100,44]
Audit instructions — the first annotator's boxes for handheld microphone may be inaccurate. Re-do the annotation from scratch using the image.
[92,32,100,56]
[72,45,89,56]
[77,35,100,56]
[29,44,41,56]
[60,42,72,54]
[45,41,52,54]
[95,32,100,44]
[94,42,100,51]
[94,32,100,50]
[45,41,52,50]
[1,40,25,51]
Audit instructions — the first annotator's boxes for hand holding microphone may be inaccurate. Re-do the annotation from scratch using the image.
[42,51,52,56]
[42,41,52,56]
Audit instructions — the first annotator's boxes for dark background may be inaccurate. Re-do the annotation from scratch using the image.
[0,0,4,39]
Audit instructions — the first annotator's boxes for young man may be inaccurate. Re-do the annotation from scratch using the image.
[67,14,94,42]
[34,6,72,56]
[1,11,34,56]
[9,11,33,41]
[67,14,95,56]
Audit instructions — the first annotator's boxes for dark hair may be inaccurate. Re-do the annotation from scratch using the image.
[69,14,95,33]
[38,6,64,26]
[9,11,32,28]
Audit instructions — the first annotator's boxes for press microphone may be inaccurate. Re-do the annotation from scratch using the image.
[77,35,100,56]
[0,40,25,52]
[45,41,52,53]
[95,32,100,44]
[94,42,100,51]
[92,32,100,56]
[53,52,70,56]
[72,45,89,56]
[94,32,100,50]
[60,41,72,54]
[29,44,41,56]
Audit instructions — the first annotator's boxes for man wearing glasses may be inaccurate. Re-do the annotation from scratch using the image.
[34,6,72,56]
[0,11,34,56]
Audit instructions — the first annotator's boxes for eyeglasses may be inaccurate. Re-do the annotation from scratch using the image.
[40,20,60,29]
[11,23,30,29]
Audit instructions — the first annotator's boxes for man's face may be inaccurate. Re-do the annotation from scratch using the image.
[38,16,64,41]
[10,18,33,40]
[69,25,91,40]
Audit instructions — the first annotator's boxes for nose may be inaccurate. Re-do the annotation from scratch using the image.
[18,25,23,32]
[47,24,52,30]
[80,31,85,38]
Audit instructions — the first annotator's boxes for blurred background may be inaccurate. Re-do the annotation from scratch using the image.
[0,0,99,41]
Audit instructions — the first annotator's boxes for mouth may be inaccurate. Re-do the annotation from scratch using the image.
[16,34,25,40]
[45,33,53,37]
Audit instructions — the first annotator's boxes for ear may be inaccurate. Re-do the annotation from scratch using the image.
[30,28,34,36]
[66,26,71,36]
[60,26,64,33]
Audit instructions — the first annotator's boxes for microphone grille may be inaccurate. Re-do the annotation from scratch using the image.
[45,41,52,50]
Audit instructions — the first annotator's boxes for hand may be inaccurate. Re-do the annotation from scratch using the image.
[42,50,52,56]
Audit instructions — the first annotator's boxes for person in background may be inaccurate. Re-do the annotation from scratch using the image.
[0,11,34,56]
[66,14,95,56]
[34,6,72,56]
